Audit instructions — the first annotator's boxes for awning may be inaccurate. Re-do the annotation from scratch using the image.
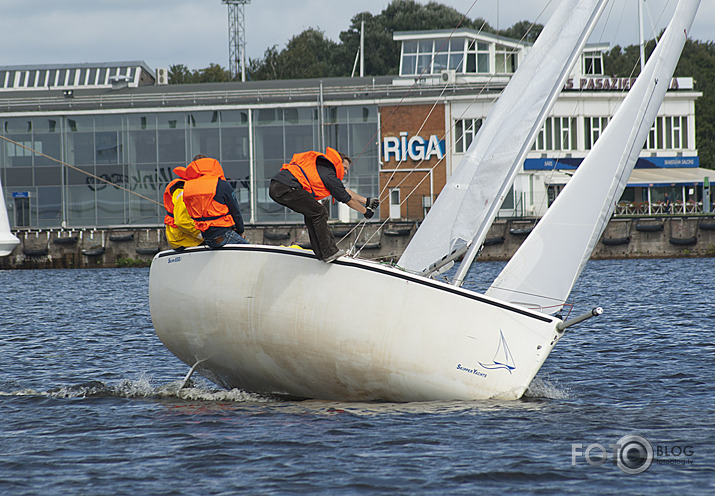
[544,167,713,186]
[626,167,712,187]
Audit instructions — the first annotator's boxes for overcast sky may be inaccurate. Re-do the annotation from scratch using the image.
[1,0,712,72]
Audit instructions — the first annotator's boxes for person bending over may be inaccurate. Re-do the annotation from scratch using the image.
[269,147,378,263]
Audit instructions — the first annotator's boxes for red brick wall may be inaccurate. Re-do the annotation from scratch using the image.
[379,104,447,220]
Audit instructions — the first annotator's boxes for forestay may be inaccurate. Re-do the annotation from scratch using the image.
[486,0,700,313]
[398,0,608,278]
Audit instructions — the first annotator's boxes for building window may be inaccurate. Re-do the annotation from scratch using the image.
[402,38,509,75]
[646,116,689,150]
[585,116,609,149]
[583,51,603,75]
[466,40,490,73]
[434,38,467,73]
[401,40,435,76]
[495,44,517,74]
[454,118,483,153]
[533,117,577,151]
[416,40,433,75]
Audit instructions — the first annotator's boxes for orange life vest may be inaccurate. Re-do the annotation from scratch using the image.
[183,158,234,232]
[280,147,345,200]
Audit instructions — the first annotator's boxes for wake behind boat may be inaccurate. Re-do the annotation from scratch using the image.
[149,0,699,401]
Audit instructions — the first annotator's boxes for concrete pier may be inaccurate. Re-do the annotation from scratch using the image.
[1,216,713,270]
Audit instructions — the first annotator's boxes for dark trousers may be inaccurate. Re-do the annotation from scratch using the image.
[269,180,338,260]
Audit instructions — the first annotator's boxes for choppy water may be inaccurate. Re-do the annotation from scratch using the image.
[0,258,713,495]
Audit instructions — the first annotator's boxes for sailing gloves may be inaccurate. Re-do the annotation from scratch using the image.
[365,197,380,210]
[364,197,379,219]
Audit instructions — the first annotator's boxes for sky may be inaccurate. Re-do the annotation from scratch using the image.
[1,0,713,72]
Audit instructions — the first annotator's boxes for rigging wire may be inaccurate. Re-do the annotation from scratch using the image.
[529,0,676,312]
[0,134,163,207]
[350,0,558,260]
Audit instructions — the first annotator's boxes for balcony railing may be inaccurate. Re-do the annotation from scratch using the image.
[615,200,709,215]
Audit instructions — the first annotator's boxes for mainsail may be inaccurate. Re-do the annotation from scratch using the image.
[486,0,700,313]
[0,175,19,256]
[398,0,608,277]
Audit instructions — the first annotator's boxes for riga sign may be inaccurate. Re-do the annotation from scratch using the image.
[383,132,445,162]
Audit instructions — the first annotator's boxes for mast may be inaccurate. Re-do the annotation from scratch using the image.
[450,0,608,287]
[397,0,609,280]
[638,0,646,72]
[486,0,701,312]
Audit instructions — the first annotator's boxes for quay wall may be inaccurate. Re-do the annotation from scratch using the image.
[1,216,714,270]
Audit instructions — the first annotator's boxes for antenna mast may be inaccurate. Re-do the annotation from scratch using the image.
[223,0,251,81]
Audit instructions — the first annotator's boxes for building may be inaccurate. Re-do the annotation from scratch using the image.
[0,31,710,232]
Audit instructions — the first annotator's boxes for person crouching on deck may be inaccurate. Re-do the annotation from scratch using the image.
[269,147,378,263]
[163,166,203,250]
[183,155,248,249]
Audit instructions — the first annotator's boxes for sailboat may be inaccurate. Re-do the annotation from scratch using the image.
[148,0,699,401]
[0,176,20,256]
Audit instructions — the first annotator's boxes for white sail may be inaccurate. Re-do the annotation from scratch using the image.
[486,0,700,313]
[0,176,19,256]
[398,0,608,275]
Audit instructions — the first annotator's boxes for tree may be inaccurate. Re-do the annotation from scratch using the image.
[603,38,715,169]
[279,28,341,79]
[168,64,192,84]
[338,0,494,77]
[165,0,715,168]
[499,20,543,44]
[194,63,232,83]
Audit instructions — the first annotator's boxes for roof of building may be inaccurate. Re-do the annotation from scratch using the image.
[394,29,529,47]
[0,74,510,113]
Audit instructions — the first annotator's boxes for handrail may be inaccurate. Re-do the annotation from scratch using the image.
[0,80,508,111]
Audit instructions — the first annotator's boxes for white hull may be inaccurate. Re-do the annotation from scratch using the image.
[0,235,19,257]
[149,245,562,401]
[0,178,19,256]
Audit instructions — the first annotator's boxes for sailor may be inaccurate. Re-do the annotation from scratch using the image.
[163,166,203,250]
[269,147,378,263]
[183,154,248,249]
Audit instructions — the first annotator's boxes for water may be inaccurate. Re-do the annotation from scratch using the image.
[1,259,713,495]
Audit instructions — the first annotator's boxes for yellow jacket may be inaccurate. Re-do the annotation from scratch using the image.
[165,188,203,249]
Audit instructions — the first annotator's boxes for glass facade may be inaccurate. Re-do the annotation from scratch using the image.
[400,37,505,76]
[0,106,379,228]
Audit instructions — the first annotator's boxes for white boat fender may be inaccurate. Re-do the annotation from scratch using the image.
[557,307,604,332]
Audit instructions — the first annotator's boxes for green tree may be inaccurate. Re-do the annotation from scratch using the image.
[603,38,715,169]
[675,39,715,170]
[168,64,192,84]
[499,20,543,43]
[279,28,341,79]
[337,0,494,77]
[249,29,341,80]
[193,63,232,83]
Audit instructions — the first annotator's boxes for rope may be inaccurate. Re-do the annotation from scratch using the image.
[350,1,556,259]
[0,134,162,207]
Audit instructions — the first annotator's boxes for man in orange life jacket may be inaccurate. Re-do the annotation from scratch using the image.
[269,147,378,263]
[163,166,203,250]
[183,154,248,249]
